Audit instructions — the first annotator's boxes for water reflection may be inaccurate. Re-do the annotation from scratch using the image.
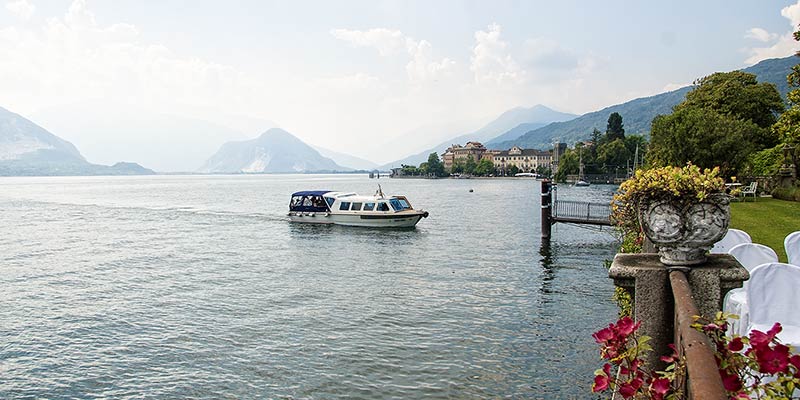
[538,240,555,295]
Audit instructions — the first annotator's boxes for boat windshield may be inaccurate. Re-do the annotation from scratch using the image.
[389,198,411,211]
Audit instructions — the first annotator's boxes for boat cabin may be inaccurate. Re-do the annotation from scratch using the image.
[289,190,332,212]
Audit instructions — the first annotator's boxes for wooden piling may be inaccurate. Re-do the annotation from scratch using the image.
[541,179,552,239]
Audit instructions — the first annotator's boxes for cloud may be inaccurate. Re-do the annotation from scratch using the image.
[5,0,34,20]
[330,28,407,56]
[745,28,778,43]
[0,0,257,117]
[744,0,800,64]
[469,23,523,84]
[331,27,455,83]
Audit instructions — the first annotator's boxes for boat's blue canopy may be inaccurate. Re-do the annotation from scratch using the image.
[291,190,332,197]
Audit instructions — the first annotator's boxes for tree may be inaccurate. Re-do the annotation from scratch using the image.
[771,27,800,179]
[474,159,495,176]
[507,164,520,176]
[597,139,631,171]
[606,113,625,142]
[451,160,465,174]
[425,152,446,177]
[464,156,477,175]
[648,70,785,177]
[678,71,784,149]
[648,108,756,176]
[555,150,579,182]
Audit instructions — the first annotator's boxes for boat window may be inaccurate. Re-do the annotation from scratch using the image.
[389,199,407,211]
[351,202,362,211]
[302,197,313,206]
[290,196,302,207]
[363,202,375,211]
[398,199,411,209]
[376,202,390,212]
[325,197,335,207]
[339,201,351,211]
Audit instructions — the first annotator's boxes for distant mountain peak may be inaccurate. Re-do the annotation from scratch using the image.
[200,128,350,173]
[0,106,155,176]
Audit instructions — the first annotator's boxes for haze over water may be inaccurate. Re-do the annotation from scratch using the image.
[0,175,619,398]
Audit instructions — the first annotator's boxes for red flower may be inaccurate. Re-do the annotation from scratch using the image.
[618,377,643,399]
[592,363,612,392]
[728,336,744,352]
[592,375,609,392]
[660,343,679,363]
[750,323,782,349]
[650,377,670,396]
[720,369,743,392]
[790,355,800,377]
[593,326,614,344]
[615,317,640,338]
[756,343,790,374]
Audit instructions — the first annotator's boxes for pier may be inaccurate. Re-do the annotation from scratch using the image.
[540,180,611,239]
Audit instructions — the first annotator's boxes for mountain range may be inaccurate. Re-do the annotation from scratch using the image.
[378,104,577,169]
[2,56,796,176]
[199,128,350,173]
[491,56,796,150]
[0,106,153,176]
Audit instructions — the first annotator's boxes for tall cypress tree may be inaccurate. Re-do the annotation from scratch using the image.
[606,112,625,141]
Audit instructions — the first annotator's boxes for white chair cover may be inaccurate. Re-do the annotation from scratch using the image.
[724,243,779,336]
[729,243,779,271]
[711,229,752,254]
[786,231,800,267]
[746,263,800,347]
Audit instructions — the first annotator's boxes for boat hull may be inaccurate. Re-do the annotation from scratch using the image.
[288,211,426,228]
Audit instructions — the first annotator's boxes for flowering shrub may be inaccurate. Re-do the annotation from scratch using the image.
[695,313,800,399]
[592,316,684,399]
[611,163,727,234]
[593,313,800,399]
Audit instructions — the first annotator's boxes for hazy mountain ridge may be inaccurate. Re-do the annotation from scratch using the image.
[379,105,577,169]
[313,145,379,170]
[0,106,154,176]
[493,56,797,150]
[199,128,350,173]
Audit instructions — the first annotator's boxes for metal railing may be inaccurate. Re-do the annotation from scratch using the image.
[551,199,611,225]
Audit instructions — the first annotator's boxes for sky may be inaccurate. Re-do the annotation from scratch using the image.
[1,0,800,169]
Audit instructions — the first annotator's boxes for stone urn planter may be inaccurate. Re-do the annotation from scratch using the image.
[639,193,731,266]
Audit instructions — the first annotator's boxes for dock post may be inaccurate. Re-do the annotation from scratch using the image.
[541,179,552,239]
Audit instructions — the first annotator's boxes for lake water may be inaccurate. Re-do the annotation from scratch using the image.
[0,174,620,399]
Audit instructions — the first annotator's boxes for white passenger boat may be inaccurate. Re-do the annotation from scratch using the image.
[287,187,429,228]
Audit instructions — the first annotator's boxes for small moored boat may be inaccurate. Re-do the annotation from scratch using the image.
[288,186,429,228]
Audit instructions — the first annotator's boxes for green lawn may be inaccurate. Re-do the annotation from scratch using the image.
[730,197,800,263]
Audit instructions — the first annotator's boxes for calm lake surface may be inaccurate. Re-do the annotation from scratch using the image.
[0,174,620,399]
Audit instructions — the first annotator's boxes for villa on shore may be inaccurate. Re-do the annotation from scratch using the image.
[441,141,568,174]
